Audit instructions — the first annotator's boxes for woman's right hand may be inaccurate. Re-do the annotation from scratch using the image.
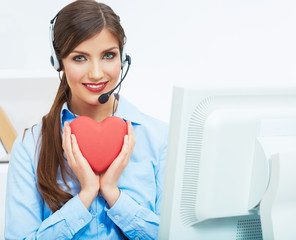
[62,121,100,209]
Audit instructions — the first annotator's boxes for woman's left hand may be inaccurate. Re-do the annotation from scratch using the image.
[99,120,135,207]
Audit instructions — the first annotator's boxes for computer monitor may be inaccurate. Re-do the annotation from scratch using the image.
[159,83,296,240]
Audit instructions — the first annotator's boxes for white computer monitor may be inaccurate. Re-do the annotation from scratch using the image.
[159,83,296,240]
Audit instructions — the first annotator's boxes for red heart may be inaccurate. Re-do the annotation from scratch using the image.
[69,116,127,173]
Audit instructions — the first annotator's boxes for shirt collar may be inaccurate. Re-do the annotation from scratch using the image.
[60,102,76,128]
[60,95,143,127]
[113,95,143,125]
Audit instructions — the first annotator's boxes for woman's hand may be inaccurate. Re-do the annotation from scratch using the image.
[99,120,136,208]
[62,121,100,209]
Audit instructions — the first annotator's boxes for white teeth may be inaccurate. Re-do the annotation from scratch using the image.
[86,84,104,89]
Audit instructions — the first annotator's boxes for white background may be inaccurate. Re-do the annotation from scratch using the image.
[0,0,295,130]
[0,0,296,239]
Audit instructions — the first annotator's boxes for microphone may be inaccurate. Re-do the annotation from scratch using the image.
[98,55,131,104]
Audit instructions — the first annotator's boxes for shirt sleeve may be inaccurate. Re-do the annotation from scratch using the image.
[155,130,168,216]
[5,134,93,240]
[106,191,159,240]
[106,128,168,240]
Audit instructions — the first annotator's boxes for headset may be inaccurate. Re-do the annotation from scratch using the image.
[49,13,130,72]
[49,12,131,105]
[49,14,62,72]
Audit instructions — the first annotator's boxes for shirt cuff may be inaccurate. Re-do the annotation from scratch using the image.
[58,194,93,235]
[105,190,139,229]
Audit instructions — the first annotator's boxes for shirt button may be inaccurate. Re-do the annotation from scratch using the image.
[100,223,104,228]
[114,215,120,220]
[135,237,140,240]
[79,219,85,224]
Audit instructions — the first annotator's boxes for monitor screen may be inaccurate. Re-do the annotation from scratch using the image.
[159,84,296,239]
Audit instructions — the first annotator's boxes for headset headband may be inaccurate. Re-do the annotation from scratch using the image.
[49,12,128,72]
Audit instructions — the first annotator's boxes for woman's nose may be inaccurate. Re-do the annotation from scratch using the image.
[88,60,104,80]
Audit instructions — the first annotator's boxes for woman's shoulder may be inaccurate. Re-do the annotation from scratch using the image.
[22,121,43,145]
[8,121,43,173]
[118,95,169,132]
[134,110,169,149]
[139,111,168,132]
[12,121,43,156]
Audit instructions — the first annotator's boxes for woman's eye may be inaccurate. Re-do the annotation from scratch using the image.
[104,52,116,59]
[73,55,86,62]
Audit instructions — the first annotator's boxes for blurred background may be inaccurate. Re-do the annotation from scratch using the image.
[0,0,295,130]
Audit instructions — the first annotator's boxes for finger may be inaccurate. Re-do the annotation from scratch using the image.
[111,134,129,168]
[119,134,129,159]
[126,120,136,152]
[118,134,130,167]
[71,134,87,163]
[62,121,68,151]
[63,122,76,165]
[71,134,96,174]
[127,120,132,135]
[62,122,71,155]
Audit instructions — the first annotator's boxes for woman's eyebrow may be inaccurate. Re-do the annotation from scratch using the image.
[104,47,120,52]
[71,50,90,56]
[71,47,119,56]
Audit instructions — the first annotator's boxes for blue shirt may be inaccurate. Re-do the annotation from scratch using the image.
[5,95,168,240]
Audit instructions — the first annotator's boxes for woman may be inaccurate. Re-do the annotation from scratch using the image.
[5,0,168,239]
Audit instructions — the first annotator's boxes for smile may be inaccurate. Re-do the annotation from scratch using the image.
[86,84,104,89]
[83,82,108,93]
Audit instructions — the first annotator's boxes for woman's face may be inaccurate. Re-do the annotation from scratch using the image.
[62,28,122,109]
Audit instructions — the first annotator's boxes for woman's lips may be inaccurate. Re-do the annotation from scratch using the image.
[83,82,108,93]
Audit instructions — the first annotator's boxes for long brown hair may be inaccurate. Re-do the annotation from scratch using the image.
[37,0,126,212]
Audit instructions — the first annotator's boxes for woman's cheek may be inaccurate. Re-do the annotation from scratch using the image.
[105,62,121,78]
[66,64,86,82]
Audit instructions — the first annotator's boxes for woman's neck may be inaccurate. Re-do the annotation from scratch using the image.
[69,95,118,122]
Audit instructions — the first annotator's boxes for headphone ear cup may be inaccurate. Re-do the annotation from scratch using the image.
[50,49,62,72]
[49,22,62,72]
[121,46,128,69]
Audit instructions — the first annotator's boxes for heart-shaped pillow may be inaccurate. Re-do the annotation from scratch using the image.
[69,116,127,173]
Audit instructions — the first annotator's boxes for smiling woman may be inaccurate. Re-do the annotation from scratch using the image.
[5,0,168,239]
[63,29,122,116]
